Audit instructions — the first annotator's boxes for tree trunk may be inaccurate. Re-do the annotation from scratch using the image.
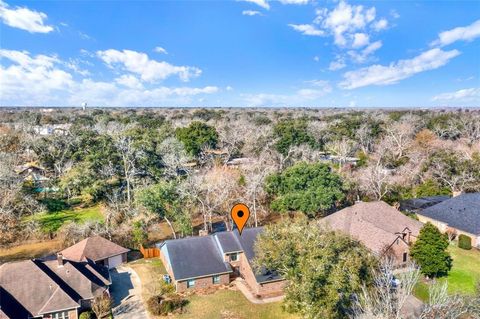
[165,216,176,239]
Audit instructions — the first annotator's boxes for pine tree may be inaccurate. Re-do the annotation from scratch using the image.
[410,222,452,278]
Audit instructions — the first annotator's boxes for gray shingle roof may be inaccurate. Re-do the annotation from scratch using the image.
[419,193,480,235]
[161,227,282,284]
[163,236,232,281]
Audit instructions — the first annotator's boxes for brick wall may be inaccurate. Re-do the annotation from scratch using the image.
[176,273,230,292]
[239,252,285,297]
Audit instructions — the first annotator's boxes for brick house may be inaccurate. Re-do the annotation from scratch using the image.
[0,256,111,319]
[416,193,480,248]
[158,227,285,297]
[320,201,423,265]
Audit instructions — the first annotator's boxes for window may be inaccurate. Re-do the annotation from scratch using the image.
[403,252,408,263]
[229,253,238,261]
[51,311,69,319]
[187,279,195,288]
[212,275,221,284]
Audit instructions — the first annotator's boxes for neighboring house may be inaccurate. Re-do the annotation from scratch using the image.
[416,193,480,248]
[32,124,71,136]
[60,236,130,269]
[158,227,285,297]
[0,255,111,319]
[320,201,423,265]
[15,162,50,190]
[399,195,450,213]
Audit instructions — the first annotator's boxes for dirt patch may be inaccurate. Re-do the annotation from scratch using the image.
[0,239,62,263]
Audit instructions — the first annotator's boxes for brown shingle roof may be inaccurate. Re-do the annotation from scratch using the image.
[60,236,130,262]
[0,259,110,318]
[320,201,423,254]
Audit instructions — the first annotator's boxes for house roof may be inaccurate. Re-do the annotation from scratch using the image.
[0,259,110,318]
[162,236,232,281]
[320,201,423,254]
[399,195,451,212]
[60,236,130,262]
[418,193,480,235]
[160,227,283,284]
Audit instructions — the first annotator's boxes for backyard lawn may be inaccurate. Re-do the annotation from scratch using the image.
[24,204,104,233]
[414,244,480,301]
[130,258,298,319]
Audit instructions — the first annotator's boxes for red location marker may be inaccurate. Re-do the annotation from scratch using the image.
[231,203,250,235]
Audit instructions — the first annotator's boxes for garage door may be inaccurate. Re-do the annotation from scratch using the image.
[108,254,123,269]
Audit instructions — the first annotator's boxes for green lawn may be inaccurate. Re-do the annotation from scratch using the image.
[172,289,298,319]
[25,205,104,233]
[414,244,480,301]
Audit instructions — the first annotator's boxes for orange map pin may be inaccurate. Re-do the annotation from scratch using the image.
[231,203,250,235]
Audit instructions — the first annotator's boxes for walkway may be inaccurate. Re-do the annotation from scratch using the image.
[233,278,284,304]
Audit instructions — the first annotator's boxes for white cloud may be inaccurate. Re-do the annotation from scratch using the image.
[352,33,369,48]
[97,49,201,82]
[432,88,480,101]
[348,40,382,63]
[315,1,378,47]
[0,0,53,33]
[431,19,480,47]
[226,86,234,91]
[0,49,219,106]
[240,0,270,10]
[278,0,310,4]
[372,18,388,31]
[154,46,168,54]
[313,56,320,62]
[329,57,346,71]
[340,48,460,89]
[242,10,262,16]
[288,24,325,36]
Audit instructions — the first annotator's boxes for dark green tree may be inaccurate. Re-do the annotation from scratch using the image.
[273,119,316,156]
[254,219,376,319]
[265,162,345,217]
[410,222,452,278]
[175,121,218,156]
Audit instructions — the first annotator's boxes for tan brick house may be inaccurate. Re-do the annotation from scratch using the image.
[158,227,285,297]
[320,201,423,265]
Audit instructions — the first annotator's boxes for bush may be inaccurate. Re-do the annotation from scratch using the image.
[79,311,94,319]
[147,294,187,315]
[458,234,472,250]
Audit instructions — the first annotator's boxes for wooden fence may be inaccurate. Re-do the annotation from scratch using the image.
[140,245,160,258]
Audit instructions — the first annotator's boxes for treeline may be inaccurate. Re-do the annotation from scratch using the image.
[0,108,479,247]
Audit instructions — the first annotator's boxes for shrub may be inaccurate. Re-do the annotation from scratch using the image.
[458,234,472,250]
[79,311,94,319]
[147,294,187,315]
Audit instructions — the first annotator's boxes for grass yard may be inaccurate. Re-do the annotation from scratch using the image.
[25,205,104,233]
[414,244,480,301]
[130,258,298,319]
[0,239,62,263]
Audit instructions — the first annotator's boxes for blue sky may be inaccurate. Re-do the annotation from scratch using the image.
[0,0,479,107]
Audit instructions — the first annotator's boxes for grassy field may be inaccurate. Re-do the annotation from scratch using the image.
[414,244,480,301]
[0,239,62,263]
[129,258,298,319]
[24,205,104,233]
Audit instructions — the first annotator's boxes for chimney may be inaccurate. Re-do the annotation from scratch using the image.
[57,253,64,267]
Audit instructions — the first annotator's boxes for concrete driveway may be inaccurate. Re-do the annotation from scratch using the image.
[110,266,150,319]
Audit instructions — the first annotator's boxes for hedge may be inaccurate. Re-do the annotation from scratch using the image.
[458,234,472,250]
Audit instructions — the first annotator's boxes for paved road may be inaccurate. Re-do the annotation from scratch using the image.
[110,266,149,319]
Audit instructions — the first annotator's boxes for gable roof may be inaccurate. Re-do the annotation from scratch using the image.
[0,259,110,318]
[320,201,423,254]
[60,236,130,262]
[418,193,480,235]
[161,236,232,281]
[0,260,78,318]
[160,227,282,284]
[400,195,451,212]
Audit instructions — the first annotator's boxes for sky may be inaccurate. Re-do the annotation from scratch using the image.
[0,0,479,107]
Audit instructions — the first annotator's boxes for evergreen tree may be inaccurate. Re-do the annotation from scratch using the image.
[410,222,452,278]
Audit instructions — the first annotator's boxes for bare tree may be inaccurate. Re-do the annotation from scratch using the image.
[420,282,469,319]
[359,160,392,200]
[92,294,113,319]
[158,137,190,178]
[326,138,355,168]
[352,258,421,319]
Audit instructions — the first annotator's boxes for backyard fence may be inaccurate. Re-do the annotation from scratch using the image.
[140,245,160,258]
